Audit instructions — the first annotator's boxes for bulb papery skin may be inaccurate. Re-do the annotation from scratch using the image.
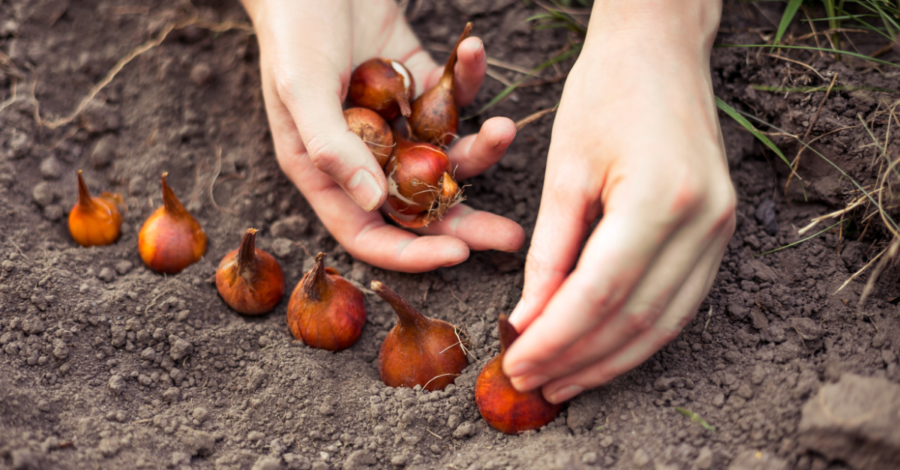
[344,108,394,168]
[385,140,452,215]
[373,280,468,391]
[286,253,366,351]
[216,229,285,315]
[475,316,562,434]
[69,170,123,247]
[348,58,415,121]
[408,22,472,146]
[138,173,207,274]
[383,136,463,228]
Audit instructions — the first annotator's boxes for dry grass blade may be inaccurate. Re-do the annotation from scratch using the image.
[485,68,513,87]
[834,244,889,295]
[798,193,873,235]
[515,104,559,130]
[858,237,900,307]
[35,14,252,130]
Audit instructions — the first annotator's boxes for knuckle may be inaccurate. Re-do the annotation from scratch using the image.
[271,67,297,106]
[304,136,340,175]
[621,309,660,337]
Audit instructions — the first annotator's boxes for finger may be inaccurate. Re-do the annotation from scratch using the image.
[539,231,731,404]
[453,37,486,106]
[504,163,592,340]
[414,37,486,104]
[411,204,525,252]
[509,215,733,392]
[503,178,703,379]
[446,117,516,180]
[277,62,387,212]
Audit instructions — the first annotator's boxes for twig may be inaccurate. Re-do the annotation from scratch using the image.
[0,79,17,114]
[858,238,899,308]
[422,373,460,390]
[764,53,826,80]
[833,245,889,295]
[515,104,558,131]
[785,73,839,195]
[35,15,252,130]
[485,68,513,87]
[209,146,235,215]
[797,193,873,235]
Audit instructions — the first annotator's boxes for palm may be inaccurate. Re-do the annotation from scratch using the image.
[253,0,523,272]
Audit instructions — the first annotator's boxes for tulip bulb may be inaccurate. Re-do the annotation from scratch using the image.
[373,280,468,391]
[408,22,473,146]
[344,107,394,168]
[69,170,123,247]
[384,133,463,228]
[216,229,285,315]
[348,58,415,121]
[286,253,366,351]
[138,173,207,274]
[475,315,562,434]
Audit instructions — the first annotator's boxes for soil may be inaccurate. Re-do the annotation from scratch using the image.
[1,1,899,470]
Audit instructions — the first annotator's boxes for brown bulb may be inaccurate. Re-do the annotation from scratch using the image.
[344,107,394,168]
[475,315,563,434]
[408,22,472,146]
[384,132,462,228]
[348,58,415,121]
[373,280,468,391]
[68,170,123,247]
[216,229,285,315]
[138,173,207,274]
[286,253,366,351]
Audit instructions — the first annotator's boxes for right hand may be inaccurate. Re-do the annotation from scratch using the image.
[240,0,524,272]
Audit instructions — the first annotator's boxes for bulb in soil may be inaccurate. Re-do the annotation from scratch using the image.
[216,228,285,315]
[138,173,207,274]
[286,253,366,351]
[475,315,562,434]
[408,22,472,146]
[373,280,468,391]
[348,58,415,121]
[344,107,394,168]
[384,132,463,228]
[68,170,123,247]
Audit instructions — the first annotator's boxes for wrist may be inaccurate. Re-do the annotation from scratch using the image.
[584,0,721,63]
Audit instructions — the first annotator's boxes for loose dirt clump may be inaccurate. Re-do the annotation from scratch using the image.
[1,1,899,469]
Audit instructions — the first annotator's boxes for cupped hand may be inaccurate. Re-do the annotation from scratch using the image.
[502,1,735,404]
[241,0,524,272]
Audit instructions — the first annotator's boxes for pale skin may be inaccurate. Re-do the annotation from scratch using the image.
[239,0,736,404]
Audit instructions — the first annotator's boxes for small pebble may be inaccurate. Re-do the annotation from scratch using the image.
[40,156,62,180]
[190,63,214,86]
[43,205,64,221]
[115,260,133,275]
[33,182,55,207]
[90,136,117,168]
[98,267,116,283]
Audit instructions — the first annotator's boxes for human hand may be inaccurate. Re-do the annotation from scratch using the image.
[502,0,735,403]
[240,0,524,272]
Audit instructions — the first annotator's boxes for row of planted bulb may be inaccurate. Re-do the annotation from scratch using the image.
[67,170,560,434]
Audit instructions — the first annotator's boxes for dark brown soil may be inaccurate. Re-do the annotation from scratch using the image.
[1,1,899,469]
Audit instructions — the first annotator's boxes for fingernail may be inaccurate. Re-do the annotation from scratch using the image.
[508,300,525,323]
[549,385,583,404]
[505,361,535,377]
[347,170,383,212]
[511,374,548,392]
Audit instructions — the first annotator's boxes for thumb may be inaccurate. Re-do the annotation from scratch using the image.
[279,70,387,212]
